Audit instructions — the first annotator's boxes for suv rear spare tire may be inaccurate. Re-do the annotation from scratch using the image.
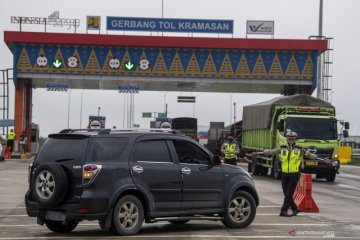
[30,164,68,208]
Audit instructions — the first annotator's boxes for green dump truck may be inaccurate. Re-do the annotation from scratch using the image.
[242,94,347,182]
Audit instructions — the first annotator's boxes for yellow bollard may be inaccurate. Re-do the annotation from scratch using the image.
[338,146,352,164]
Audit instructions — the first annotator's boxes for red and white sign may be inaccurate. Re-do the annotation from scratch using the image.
[139,58,150,70]
[67,56,79,68]
[109,58,120,69]
[36,55,48,67]
[160,121,172,129]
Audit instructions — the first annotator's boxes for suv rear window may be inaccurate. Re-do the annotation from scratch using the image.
[88,137,129,162]
[36,138,88,163]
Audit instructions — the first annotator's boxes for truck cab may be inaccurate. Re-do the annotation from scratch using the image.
[275,109,340,181]
[241,94,346,182]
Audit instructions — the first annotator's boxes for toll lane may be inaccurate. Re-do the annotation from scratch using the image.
[1,160,360,239]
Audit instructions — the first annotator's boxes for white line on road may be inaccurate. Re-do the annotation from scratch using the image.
[257,205,280,208]
[252,223,331,226]
[1,213,322,218]
[0,207,25,210]
[0,222,332,227]
[0,215,28,217]
[0,235,358,239]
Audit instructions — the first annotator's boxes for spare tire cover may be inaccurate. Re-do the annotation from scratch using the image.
[30,164,68,207]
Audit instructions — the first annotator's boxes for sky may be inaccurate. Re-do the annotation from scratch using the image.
[1,0,360,137]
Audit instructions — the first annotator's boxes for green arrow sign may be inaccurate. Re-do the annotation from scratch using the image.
[157,113,166,118]
[125,61,134,70]
[142,112,152,118]
[52,59,62,68]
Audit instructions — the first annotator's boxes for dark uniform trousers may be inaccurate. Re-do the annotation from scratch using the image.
[224,157,237,166]
[281,172,299,212]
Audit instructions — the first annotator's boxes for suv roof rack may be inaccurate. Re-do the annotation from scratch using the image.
[110,128,185,135]
[58,128,185,135]
[59,129,102,134]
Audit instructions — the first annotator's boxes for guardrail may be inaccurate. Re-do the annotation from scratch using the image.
[353,153,360,161]
[352,149,360,163]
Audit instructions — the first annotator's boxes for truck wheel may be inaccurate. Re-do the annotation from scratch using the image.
[112,195,144,236]
[260,166,268,176]
[251,157,260,175]
[326,172,336,182]
[222,190,256,228]
[247,162,252,173]
[30,164,68,207]
[272,157,282,179]
[45,220,78,233]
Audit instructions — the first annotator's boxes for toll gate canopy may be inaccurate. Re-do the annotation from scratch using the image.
[4,31,327,95]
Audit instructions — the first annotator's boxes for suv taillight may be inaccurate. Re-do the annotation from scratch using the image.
[82,164,102,186]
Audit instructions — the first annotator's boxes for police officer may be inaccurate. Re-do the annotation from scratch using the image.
[252,131,329,217]
[221,135,240,165]
[7,129,16,153]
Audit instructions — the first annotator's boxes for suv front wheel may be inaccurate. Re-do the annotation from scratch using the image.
[112,195,144,236]
[222,190,256,228]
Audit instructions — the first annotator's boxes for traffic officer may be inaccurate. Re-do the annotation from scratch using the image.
[221,135,240,165]
[252,131,329,217]
[7,129,16,153]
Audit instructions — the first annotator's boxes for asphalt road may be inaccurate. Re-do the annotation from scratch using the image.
[0,159,359,239]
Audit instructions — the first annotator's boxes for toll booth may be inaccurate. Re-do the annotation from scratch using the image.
[206,122,226,155]
[30,123,40,153]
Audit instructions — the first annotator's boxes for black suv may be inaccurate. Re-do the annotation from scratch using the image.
[26,129,259,235]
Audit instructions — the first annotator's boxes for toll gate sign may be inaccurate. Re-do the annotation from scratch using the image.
[88,116,106,129]
[155,118,172,129]
[106,17,233,34]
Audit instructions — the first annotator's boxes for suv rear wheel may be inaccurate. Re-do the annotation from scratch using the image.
[30,164,68,207]
[45,220,78,233]
[222,190,256,228]
[112,195,144,236]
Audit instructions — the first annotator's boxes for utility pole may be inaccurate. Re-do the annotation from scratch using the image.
[162,0,164,18]
[233,102,236,124]
[67,89,71,128]
[316,0,324,100]
[79,90,85,128]
[230,94,233,125]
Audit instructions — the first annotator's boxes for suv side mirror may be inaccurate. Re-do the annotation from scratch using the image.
[213,155,222,165]
[343,130,349,138]
[345,122,350,130]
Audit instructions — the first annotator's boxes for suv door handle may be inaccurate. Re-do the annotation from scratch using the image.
[132,165,143,173]
[182,167,191,175]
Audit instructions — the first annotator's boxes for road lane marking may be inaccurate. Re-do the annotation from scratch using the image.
[258,205,281,208]
[0,223,332,227]
[0,207,25,210]
[0,235,359,239]
[252,223,331,226]
[3,213,322,217]
[0,215,29,217]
